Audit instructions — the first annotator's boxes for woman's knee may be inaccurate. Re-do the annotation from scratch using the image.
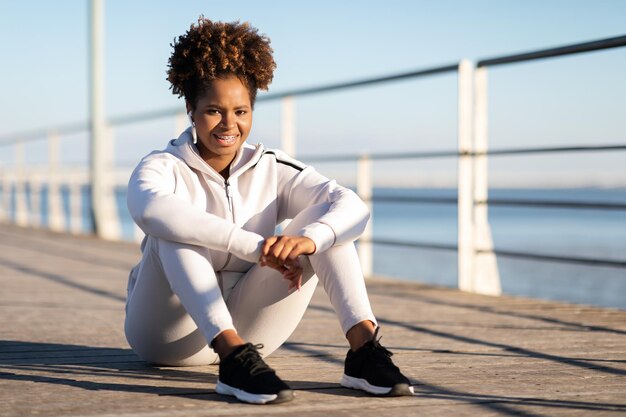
[283,202,332,235]
[154,236,216,265]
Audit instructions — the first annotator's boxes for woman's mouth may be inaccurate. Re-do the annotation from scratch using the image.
[213,134,238,145]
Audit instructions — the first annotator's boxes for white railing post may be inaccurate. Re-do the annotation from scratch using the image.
[102,124,122,239]
[30,178,41,228]
[357,155,373,278]
[48,132,65,232]
[472,66,501,295]
[14,140,28,226]
[90,0,120,240]
[69,179,83,234]
[281,96,296,156]
[457,59,475,292]
[0,159,8,222]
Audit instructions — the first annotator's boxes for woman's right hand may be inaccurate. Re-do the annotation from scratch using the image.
[260,235,316,291]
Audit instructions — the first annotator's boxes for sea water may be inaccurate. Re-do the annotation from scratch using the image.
[371,188,626,310]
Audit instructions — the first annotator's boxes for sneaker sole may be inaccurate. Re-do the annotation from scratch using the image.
[340,374,415,396]
[216,380,294,404]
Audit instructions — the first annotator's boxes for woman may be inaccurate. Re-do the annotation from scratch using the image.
[125,17,413,405]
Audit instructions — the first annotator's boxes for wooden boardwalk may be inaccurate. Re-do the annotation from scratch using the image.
[0,223,625,417]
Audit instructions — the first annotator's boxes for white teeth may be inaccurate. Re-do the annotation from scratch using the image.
[215,134,237,144]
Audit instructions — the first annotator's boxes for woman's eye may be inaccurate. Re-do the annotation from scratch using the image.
[207,109,220,115]
[236,110,247,116]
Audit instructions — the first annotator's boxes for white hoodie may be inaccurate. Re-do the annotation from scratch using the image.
[127,128,370,275]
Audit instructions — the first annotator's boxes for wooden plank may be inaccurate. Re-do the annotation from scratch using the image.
[0,223,625,417]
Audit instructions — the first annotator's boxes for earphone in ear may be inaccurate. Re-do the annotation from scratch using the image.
[187,111,198,144]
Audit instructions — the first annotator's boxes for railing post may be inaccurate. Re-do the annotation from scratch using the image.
[472,66,501,295]
[357,155,373,278]
[30,178,41,228]
[0,160,7,222]
[48,132,65,232]
[14,140,28,226]
[457,59,475,292]
[281,96,296,156]
[101,124,122,239]
[69,179,83,234]
[90,0,120,240]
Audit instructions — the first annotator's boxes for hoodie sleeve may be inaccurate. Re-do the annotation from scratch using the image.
[275,152,370,254]
[127,154,264,263]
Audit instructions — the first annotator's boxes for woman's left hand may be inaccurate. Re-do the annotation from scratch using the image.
[260,236,316,291]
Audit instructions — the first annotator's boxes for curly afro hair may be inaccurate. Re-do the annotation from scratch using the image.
[167,17,276,109]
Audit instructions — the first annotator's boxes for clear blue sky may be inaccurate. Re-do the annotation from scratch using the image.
[1,0,625,186]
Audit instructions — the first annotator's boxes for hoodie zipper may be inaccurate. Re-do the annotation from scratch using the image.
[225,179,234,214]
[222,179,234,270]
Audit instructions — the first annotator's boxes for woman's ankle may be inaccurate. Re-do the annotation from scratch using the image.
[212,330,246,359]
[346,320,377,351]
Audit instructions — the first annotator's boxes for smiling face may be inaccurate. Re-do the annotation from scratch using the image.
[188,75,253,176]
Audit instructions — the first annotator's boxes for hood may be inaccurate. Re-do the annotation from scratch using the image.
[166,127,265,182]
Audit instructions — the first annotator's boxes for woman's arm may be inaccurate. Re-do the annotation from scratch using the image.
[127,155,264,263]
[260,155,369,288]
[278,159,370,254]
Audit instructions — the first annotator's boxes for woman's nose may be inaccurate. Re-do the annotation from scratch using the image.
[220,114,235,128]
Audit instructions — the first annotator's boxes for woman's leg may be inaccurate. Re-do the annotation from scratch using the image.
[124,236,295,404]
[225,256,318,357]
[125,203,377,365]
[308,239,377,337]
[226,203,377,358]
[124,236,232,366]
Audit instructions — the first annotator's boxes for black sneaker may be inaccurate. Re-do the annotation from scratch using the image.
[216,343,293,404]
[340,327,414,396]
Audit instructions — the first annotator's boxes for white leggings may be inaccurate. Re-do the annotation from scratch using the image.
[124,203,376,366]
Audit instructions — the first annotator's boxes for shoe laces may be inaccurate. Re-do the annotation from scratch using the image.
[233,343,273,376]
[366,328,396,365]
[372,340,393,359]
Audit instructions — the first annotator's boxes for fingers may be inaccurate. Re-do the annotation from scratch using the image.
[260,235,312,292]
[283,265,303,291]
[267,236,292,262]
[259,256,288,274]
[286,274,302,291]
[258,256,303,291]
[262,235,315,264]
[262,235,279,257]
[260,254,300,278]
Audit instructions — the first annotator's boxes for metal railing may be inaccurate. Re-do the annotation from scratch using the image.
[1,34,625,296]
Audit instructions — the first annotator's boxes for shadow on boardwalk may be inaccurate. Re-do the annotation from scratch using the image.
[1,340,625,416]
[1,224,626,416]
